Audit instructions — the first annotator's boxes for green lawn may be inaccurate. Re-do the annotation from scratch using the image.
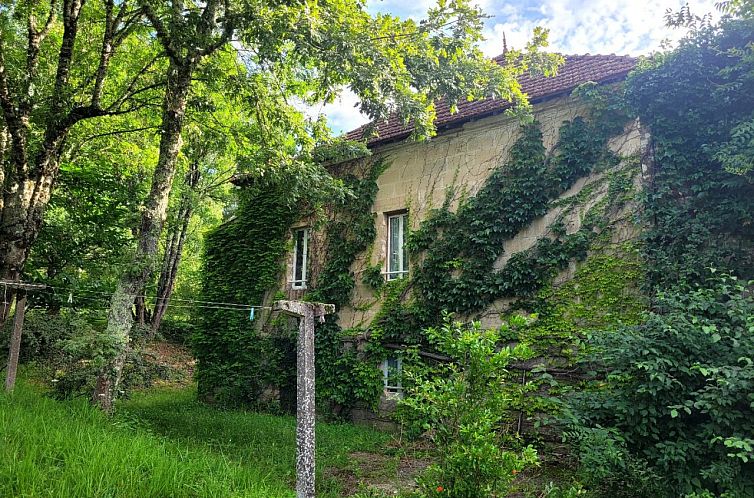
[0,380,390,497]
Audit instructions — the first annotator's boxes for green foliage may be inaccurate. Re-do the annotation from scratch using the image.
[25,149,153,306]
[1,310,83,362]
[194,183,298,407]
[308,160,388,413]
[568,275,754,496]
[362,261,386,292]
[409,117,618,317]
[564,426,662,497]
[398,314,538,497]
[524,247,646,356]
[626,17,754,289]
[714,115,754,176]
[557,18,754,498]
[195,159,387,412]
[312,318,384,413]
[0,381,389,497]
[541,482,588,498]
[371,114,630,360]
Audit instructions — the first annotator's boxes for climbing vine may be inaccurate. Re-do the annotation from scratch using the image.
[194,182,298,407]
[369,113,636,355]
[306,159,388,414]
[197,85,648,416]
[194,156,388,412]
[626,17,754,289]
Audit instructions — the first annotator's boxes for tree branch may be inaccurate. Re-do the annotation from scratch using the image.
[105,54,163,111]
[80,124,159,143]
[0,40,17,127]
[91,0,117,107]
[51,0,85,115]
[141,2,181,63]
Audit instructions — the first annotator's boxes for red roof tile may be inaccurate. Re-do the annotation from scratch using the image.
[345,54,636,147]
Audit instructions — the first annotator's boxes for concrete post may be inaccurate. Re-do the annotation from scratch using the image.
[273,300,334,498]
[5,290,26,391]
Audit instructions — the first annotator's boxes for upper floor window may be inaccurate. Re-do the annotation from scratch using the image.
[386,212,408,280]
[292,227,309,289]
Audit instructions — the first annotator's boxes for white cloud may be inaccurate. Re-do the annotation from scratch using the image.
[478,0,721,57]
[318,90,371,136]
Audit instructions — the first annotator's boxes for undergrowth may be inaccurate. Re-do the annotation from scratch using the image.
[0,377,389,497]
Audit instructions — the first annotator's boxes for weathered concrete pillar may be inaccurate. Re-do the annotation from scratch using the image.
[273,300,334,498]
[5,290,26,391]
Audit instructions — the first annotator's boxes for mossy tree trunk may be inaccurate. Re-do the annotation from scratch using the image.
[93,60,194,412]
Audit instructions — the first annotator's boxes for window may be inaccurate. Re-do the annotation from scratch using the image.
[291,228,309,289]
[386,212,408,280]
[381,357,402,394]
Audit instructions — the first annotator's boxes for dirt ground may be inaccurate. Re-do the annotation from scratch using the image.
[143,340,196,387]
[326,442,432,496]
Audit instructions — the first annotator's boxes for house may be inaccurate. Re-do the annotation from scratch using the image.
[275,54,646,425]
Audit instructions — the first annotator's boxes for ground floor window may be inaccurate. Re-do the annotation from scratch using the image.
[381,356,403,394]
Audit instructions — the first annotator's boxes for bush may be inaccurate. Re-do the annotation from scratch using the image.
[52,325,171,400]
[564,426,661,497]
[0,309,84,362]
[566,275,754,496]
[158,319,196,344]
[398,313,538,498]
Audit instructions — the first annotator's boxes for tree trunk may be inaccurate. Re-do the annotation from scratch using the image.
[149,203,192,337]
[0,153,59,325]
[134,294,147,327]
[93,59,195,412]
[0,0,86,327]
[149,162,199,338]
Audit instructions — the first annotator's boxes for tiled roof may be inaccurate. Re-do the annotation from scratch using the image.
[345,54,636,147]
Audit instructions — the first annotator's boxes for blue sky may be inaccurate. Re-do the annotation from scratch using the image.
[320,0,720,134]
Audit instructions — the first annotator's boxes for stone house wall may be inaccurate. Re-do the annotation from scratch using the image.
[275,93,646,428]
[335,94,644,331]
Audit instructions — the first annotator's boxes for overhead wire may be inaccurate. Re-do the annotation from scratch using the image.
[26,283,272,312]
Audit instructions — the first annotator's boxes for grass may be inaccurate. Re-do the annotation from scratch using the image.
[0,379,391,497]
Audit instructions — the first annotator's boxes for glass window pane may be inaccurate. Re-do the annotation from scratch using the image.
[384,357,401,390]
[389,216,400,275]
[294,229,305,284]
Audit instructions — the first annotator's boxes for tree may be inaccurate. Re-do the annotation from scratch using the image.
[0,0,160,322]
[145,125,234,336]
[92,0,244,410]
[568,276,754,496]
[398,314,538,497]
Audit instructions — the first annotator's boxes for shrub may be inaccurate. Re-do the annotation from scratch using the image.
[564,426,661,497]
[0,309,84,362]
[398,313,538,497]
[567,275,754,496]
[157,319,196,344]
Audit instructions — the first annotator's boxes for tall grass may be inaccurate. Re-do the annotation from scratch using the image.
[0,381,389,497]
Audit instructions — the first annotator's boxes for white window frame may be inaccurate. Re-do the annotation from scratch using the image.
[386,212,408,281]
[381,356,403,394]
[291,227,309,289]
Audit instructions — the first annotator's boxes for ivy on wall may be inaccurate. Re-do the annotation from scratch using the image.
[196,90,647,415]
[306,159,388,413]
[194,150,389,413]
[626,17,754,290]
[369,114,634,352]
[194,182,298,407]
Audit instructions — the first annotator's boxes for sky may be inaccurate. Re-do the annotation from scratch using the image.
[320,0,721,135]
